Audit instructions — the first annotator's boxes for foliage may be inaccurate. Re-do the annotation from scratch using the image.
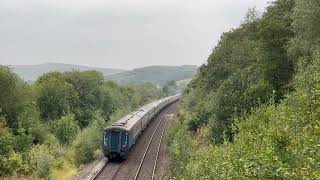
[36,74,78,122]
[167,120,193,179]
[0,117,24,176]
[289,0,320,62]
[50,114,79,145]
[17,102,48,145]
[35,71,163,128]
[185,0,295,143]
[29,135,61,179]
[0,66,29,130]
[71,112,106,167]
[257,0,295,99]
[168,0,320,179]
[63,71,105,127]
[0,65,164,178]
[170,53,320,179]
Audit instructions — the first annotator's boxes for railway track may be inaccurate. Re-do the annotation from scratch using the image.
[133,105,175,180]
[93,102,178,180]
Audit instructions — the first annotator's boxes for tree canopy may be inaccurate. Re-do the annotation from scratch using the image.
[169,0,320,179]
[0,67,164,178]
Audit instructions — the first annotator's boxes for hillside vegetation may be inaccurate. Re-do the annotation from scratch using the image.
[11,63,124,82]
[168,0,320,179]
[104,65,197,86]
[0,68,164,179]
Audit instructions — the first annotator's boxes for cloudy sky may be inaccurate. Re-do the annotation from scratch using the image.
[0,0,270,69]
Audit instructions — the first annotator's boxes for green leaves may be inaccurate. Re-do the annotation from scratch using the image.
[169,0,320,179]
[0,117,24,176]
[0,65,164,178]
[50,114,79,146]
[289,0,320,62]
[36,76,78,122]
[170,39,320,180]
[0,66,30,130]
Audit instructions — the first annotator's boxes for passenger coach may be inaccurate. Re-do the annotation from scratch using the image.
[102,95,180,160]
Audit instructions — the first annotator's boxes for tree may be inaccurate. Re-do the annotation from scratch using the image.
[17,102,48,145]
[0,117,23,176]
[243,7,260,24]
[63,71,104,127]
[50,114,79,145]
[0,117,14,163]
[36,76,78,122]
[289,0,320,63]
[0,66,28,129]
[257,0,295,99]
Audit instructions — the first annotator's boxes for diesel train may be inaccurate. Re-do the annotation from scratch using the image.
[102,94,180,160]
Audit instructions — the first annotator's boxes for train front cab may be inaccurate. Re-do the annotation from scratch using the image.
[103,128,130,160]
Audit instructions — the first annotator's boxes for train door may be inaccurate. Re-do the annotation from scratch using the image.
[120,132,128,154]
[110,131,120,152]
[104,131,110,148]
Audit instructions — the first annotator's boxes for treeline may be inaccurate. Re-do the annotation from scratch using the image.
[168,0,320,179]
[0,68,163,178]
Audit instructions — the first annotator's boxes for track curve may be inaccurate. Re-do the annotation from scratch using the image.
[94,101,179,180]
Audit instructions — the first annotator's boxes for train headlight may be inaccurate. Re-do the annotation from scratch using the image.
[104,137,108,146]
[121,144,126,151]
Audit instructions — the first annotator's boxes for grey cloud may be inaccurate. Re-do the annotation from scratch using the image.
[0,0,270,69]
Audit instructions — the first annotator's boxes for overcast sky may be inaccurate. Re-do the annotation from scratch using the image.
[0,0,270,69]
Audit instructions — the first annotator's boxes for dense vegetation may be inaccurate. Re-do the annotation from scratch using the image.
[0,68,163,179]
[168,0,320,179]
[104,65,197,86]
[11,63,124,82]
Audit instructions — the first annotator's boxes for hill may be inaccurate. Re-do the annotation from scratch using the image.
[104,65,197,86]
[10,63,124,82]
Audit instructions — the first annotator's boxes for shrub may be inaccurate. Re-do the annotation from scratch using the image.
[167,120,193,179]
[29,134,61,179]
[50,114,79,145]
[0,117,24,176]
[72,111,106,167]
[29,145,55,179]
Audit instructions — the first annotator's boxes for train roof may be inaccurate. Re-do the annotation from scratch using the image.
[106,101,159,131]
[104,94,180,132]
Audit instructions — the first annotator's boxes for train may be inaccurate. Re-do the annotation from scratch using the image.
[102,94,180,160]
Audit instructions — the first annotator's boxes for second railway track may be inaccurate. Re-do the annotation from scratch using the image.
[94,101,179,180]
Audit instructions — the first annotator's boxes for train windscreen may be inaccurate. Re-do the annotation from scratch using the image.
[111,131,120,151]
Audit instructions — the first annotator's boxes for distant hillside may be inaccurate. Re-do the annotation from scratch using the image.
[104,65,197,86]
[10,63,124,82]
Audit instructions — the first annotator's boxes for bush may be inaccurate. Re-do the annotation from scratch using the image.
[167,120,193,179]
[29,134,61,179]
[0,152,24,176]
[29,145,55,179]
[0,117,24,176]
[72,112,106,167]
[50,114,79,145]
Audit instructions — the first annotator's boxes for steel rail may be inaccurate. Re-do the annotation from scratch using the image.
[151,113,171,180]
[110,163,121,180]
[93,102,177,180]
[133,103,176,180]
